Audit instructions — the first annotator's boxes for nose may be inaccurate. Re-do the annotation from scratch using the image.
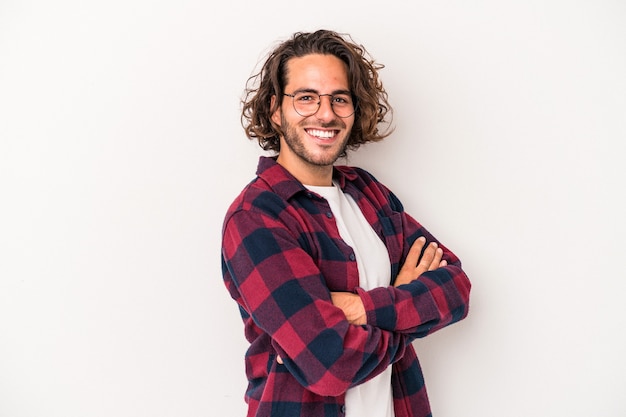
[315,94,336,121]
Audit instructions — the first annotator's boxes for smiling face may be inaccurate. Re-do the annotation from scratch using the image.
[271,54,355,186]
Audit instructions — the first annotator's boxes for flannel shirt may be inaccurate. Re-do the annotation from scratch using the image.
[221,156,471,417]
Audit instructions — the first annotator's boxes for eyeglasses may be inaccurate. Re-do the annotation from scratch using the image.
[283,91,356,118]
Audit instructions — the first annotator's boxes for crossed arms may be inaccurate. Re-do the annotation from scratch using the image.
[222,199,470,396]
[330,236,446,326]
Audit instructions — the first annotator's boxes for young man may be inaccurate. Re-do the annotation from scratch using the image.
[221,29,471,417]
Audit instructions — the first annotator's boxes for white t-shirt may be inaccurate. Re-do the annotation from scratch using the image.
[306,181,395,417]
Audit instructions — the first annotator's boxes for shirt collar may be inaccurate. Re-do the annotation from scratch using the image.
[255,156,359,200]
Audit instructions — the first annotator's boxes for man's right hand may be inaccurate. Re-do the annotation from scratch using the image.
[394,237,446,287]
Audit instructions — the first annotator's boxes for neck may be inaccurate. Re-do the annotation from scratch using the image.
[276,155,333,186]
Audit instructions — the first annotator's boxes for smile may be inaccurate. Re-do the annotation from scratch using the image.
[305,128,338,139]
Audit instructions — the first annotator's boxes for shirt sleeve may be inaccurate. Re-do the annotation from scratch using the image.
[222,205,412,397]
[355,209,472,339]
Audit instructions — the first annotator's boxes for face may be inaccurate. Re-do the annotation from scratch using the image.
[271,54,355,185]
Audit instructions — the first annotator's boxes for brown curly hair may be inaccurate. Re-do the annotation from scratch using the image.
[241,29,393,157]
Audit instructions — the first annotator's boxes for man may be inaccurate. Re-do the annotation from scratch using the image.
[221,29,471,417]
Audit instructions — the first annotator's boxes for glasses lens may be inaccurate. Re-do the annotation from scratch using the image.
[292,92,319,117]
[292,92,355,118]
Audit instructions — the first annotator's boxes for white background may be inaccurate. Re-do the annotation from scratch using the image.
[1,1,625,416]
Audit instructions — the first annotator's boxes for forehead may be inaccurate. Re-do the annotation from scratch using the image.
[284,53,349,91]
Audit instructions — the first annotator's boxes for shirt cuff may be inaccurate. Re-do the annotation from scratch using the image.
[355,286,397,331]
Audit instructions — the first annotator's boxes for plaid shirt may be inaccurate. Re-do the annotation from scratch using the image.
[221,156,471,417]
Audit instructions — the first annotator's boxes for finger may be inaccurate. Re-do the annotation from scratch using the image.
[395,237,428,287]
[412,243,436,277]
[277,355,283,364]
[428,247,444,271]
[439,259,448,267]
[417,242,438,269]
[402,237,426,271]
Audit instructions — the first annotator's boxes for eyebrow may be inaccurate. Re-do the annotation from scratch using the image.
[292,88,352,96]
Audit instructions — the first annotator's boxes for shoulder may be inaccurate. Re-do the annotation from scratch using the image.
[225,177,287,217]
[335,165,404,212]
[222,176,301,239]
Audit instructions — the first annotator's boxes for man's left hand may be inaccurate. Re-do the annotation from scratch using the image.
[331,292,366,325]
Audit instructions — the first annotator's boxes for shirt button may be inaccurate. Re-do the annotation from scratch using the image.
[326,212,333,218]
[349,253,356,261]
[341,405,346,413]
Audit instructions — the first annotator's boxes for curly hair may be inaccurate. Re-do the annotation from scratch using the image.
[241,29,393,156]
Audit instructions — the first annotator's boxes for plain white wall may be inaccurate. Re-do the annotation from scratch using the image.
[1,1,624,416]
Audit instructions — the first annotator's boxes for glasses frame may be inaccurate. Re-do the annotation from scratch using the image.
[283,92,356,118]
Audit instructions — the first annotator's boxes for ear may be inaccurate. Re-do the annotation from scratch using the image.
[270,95,282,126]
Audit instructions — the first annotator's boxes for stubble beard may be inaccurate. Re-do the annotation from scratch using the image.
[280,114,350,167]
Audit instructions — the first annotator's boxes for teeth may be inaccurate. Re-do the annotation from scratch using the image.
[307,129,335,139]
